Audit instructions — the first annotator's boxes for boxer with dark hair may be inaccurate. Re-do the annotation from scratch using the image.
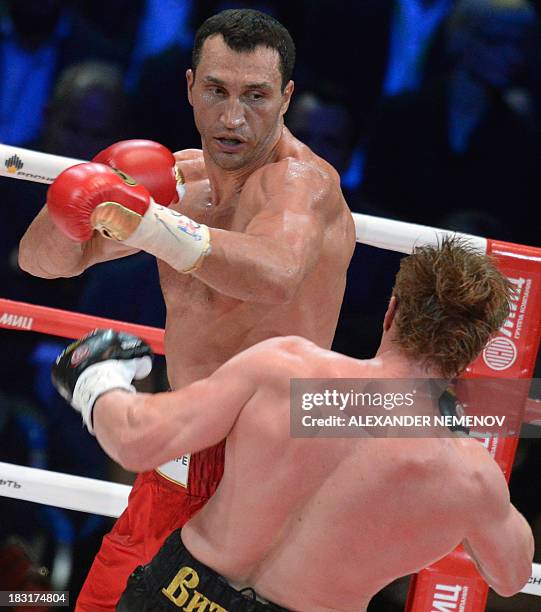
[19,8,355,609]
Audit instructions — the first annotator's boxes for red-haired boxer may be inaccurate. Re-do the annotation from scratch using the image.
[18,9,356,610]
[51,239,533,611]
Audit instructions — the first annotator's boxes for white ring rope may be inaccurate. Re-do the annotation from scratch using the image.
[0,461,129,519]
[0,143,488,254]
[523,563,541,596]
[0,144,82,184]
[353,213,487,254]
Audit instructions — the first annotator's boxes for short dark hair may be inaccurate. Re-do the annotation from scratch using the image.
[192,9,295,91]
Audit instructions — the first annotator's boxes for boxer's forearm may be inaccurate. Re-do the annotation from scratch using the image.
[93,390,156,471]
[92,370,251,472]
[93,388,198,472]
[19,205,87,278]
[19,203,140,278]
[193,228,307,303]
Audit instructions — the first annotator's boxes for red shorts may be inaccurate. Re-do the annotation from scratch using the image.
[75,441,225,611]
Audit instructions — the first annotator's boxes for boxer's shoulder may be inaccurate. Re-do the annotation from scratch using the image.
[243,156,338,212]
[458,436,509,503]
[261,155,335,187]
[236,336,321,383]
[282,127,342,185]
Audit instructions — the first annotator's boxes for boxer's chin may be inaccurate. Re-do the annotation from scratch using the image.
[208,147,251,171]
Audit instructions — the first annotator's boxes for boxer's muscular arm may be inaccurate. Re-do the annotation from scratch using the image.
[18,205,138,279]
[93,349,258,471]
[192,159,330,303]
[92,337,298,471]
[463,450,534,596]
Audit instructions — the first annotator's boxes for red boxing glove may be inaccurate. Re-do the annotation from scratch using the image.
[47,162,151,242]
[93,140,182,206]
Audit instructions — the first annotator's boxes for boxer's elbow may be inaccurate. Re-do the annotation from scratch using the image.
[493,515,535,597]
[17,239,51,278]
[116,447,145,473]
[115,435,150,473]
[490,567,531,598]
[118,448,164,474]
[495,540,535,597]
[18,237,83,279]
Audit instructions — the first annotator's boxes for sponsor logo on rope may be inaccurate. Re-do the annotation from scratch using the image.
[3,153,55,182]
[483,337,517,371]
[0,479,21,488]
[431,583,468,611]
[4,154,23,173]
[0,313,33,330]
[483,276,530,371]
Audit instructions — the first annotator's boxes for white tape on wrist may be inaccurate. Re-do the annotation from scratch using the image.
[72,361,136,433]
[176,182,186,201]
[124,200,210,273]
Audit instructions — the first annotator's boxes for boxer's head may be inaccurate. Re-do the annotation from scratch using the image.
[383,237,511,378]
[187,9,295,170]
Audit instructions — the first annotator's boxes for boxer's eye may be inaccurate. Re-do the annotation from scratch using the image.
[246,91,264,102]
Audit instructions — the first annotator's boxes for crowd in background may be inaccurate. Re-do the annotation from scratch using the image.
[0,1,540,610]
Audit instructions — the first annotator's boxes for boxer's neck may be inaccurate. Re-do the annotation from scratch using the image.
[375,328,441,379]
[203,126,284,205]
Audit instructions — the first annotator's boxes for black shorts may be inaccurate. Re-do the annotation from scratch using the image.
[116,529,290,611]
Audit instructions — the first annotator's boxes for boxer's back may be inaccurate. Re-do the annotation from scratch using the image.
[183,339,485,611]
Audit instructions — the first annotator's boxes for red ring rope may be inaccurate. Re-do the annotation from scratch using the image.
[0,298,164,354]
[1,297,540,422]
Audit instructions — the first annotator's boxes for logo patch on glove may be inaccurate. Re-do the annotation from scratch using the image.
[71,344,91,366]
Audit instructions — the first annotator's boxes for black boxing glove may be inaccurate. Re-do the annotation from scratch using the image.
[51,329,153,433]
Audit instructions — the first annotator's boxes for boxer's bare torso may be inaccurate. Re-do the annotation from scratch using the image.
[164,131,353,387]
[148,337,529,611]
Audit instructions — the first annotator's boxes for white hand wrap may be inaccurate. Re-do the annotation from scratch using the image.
[176,182,186,202]
[124,200,211,273]
[72,357,152,433]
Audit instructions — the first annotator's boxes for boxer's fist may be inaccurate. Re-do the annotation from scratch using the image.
[47,162,151,242]
[52,329,153,432]
[93,140,182,206]
[48,162,210,273]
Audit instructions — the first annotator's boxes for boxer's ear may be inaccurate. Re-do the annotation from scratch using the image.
[280,80,294,116]
[186,69,194,107]
[383,296,398,332]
